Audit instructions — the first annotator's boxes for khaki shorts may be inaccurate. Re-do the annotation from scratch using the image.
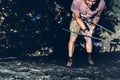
[69,20,93,37]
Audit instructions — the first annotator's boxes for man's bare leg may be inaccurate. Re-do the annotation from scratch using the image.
[85,31,95,65]
[66,37,77,67]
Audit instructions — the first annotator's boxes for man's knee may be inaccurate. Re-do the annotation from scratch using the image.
[85,38,92,44]
[69,37,76,43]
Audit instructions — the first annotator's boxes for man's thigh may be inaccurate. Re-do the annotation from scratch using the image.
[69,20,81,38]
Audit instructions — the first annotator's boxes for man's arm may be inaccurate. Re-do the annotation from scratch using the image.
[73,13,87,31]
[89,17,100,34]
[91,12,102,31]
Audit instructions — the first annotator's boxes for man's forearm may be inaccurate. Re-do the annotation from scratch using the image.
[73,13,87,31]
[75,17,87,30]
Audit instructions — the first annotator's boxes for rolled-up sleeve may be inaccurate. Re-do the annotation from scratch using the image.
[97,0,106,14]
[71,0,80,13]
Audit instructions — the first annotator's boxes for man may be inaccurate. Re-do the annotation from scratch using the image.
[66,0,106,67]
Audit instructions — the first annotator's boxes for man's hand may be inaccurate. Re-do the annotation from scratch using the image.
[92,17,100,24]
